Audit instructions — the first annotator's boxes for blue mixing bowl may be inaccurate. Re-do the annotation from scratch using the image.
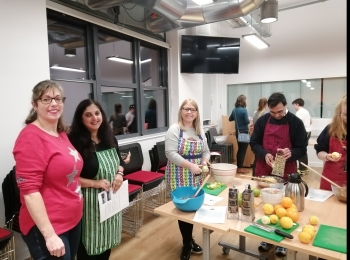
[171,186,205,212]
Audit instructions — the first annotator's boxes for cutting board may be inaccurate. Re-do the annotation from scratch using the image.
[202,183,227,196]
[244,218,299,242]
[312,224,346,253]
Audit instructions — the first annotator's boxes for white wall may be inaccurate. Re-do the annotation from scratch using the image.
[0,0,346,258]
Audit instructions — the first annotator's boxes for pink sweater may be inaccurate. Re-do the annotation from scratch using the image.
[13,124,84,235]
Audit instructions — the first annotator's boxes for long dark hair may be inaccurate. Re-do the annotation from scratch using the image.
[68,99,116,158]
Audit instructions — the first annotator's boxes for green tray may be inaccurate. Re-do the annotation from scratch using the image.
[244,218,299,242]
[202,183,227,196]
[312,224,346,253]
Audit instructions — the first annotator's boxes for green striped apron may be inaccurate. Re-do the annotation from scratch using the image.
[81,148,122,255]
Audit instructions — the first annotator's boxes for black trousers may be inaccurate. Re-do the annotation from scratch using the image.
[178,220,193,246]
[235,132,250,168]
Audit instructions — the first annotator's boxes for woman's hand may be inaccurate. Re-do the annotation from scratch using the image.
[112,174,123,193]
[96,179,110,191]
[45,234,65,257]
[190,163,202,175]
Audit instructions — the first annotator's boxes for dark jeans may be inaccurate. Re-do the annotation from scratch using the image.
[77,240,111,260]
[22,221,81,260]
[298,131,311,171]
[235,132,250,168]
[178,220,193,246]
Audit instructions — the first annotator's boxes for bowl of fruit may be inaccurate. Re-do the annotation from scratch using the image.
[257,175,285,189]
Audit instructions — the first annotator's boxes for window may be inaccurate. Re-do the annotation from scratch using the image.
[47,9,168,137]
[227,78,346,119]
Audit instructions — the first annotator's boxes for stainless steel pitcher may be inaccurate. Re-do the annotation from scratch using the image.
[284,173,309,212]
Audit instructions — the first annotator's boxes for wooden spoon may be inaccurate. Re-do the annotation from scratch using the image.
[193,174,211,198]
[300,162,342,189]
[236,174,277,183]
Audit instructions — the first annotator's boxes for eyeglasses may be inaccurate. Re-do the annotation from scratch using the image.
[182,107,197,113]
[38,97,66,104]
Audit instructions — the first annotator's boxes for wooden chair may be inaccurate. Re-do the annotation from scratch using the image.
[122,183,143,236]
[119,143,166,215]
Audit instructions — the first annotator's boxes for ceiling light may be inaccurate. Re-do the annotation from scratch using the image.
[192,0,213,5]
[140,59,152,63]
[64,49,76,57]
[242,33,270,49]
[310,87,314,90]
[107,56,133,64]
[261,0,278,23]
[50,64,85,72]
[301,80,307,83]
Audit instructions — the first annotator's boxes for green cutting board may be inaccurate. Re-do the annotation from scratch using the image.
[312,224,346,253]
[202,183,227,196]
[244,218,299,242]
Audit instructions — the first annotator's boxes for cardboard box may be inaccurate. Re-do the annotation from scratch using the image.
[222,115,255,167]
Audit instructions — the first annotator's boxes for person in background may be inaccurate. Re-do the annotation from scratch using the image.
[314,95,347,191]
[68,99,125,260]
[145,98,157,129]
[109,103,126,135]
[251,97,269,175]
[229,94,250,174]
[250,92,307,257]
[164,98,210,260]
[292,98,312,176]
[13,80,83,259]
[125,104,136,133]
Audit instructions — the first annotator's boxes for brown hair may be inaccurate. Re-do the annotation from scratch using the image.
[25,80,67,132]
[177,98,201,135]
[329,95,347,142]
[234,95,247,108]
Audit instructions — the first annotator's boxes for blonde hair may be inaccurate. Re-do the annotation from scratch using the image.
[177,99,201,135]
[25,80,67,133]
[256,98,268,117]
[329,95,347,141]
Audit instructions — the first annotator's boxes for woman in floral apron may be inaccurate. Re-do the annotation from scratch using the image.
[165,99,210,260]
[315,95,347,191]
[68,99,126,260]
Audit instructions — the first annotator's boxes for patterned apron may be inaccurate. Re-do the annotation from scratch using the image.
[255,116,297,180]
[81,148,122,255]
[320,137,347,190]
[166,129,205,194]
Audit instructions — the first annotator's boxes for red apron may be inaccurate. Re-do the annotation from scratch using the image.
[320,137,347,190]
[255,115,297,180]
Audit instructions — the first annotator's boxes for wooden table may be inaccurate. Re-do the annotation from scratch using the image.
[154,178,346,260]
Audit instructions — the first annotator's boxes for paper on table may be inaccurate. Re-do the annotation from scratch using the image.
[204,193,223,205]
[305,188,334,202]
[193,206,227,224]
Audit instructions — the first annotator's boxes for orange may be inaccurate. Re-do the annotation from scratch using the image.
[274,204,284,213]
[286,207,297,215]
[280,216,294,229]
[276,207,287,219]
[298,231,312,244]
[281,197,293,209]
[263,203,274,215]
[288,204,298,211]
[286,210,300,223]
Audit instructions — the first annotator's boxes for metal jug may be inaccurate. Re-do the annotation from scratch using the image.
[284,173,309,212]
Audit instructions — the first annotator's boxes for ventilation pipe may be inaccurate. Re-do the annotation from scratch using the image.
[84,0,264,33]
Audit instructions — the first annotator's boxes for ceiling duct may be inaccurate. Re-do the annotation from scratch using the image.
[84,0,264,33]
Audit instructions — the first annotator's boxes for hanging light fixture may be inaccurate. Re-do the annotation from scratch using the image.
[242,33,270,49]
[261,0,278,24]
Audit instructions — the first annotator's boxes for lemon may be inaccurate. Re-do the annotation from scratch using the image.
[276,207,287,219]
[263,203,274,215]
[302,227,316,239]
[261,215,271,225]
[270,214,279,224]
[280,216,294,229]
[274,204,284,213]
[331,152,340,159]
[304,224,317,233]
[309,216,319,225]
[298,231,312,244]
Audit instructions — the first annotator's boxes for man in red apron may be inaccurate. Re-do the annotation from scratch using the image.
[250,92,308,257]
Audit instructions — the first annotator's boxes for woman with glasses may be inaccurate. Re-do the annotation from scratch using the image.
[13,80,83,259]
[229,94,251,174]
[164,98,210,260]
[68,99,125,260]
[314,95,347,190]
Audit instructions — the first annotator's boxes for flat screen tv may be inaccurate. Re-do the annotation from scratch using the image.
[181,35,240,74]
